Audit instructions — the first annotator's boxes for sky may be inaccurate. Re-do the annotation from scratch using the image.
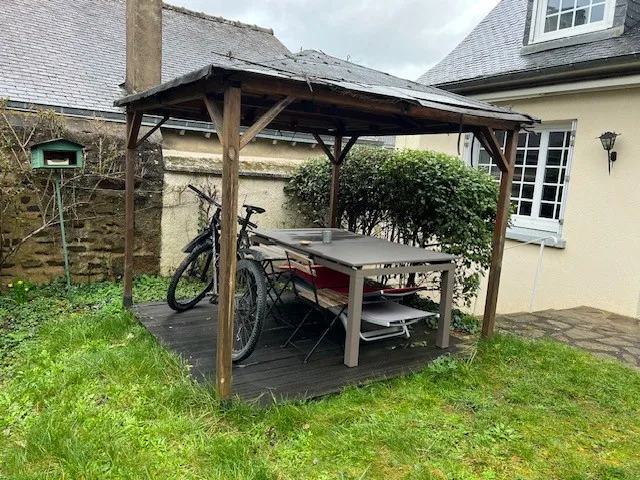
[167,0,499,81]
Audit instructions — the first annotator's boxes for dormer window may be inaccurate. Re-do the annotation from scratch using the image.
[531,0,616,43]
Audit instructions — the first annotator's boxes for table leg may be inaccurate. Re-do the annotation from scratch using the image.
[437,266,454,349]
[344,272,364,367]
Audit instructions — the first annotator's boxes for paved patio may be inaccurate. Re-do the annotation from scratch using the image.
[497,306,640,369]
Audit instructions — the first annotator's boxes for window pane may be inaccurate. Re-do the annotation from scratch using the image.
[549,132,565,147]
[575,8,588,25]
[543,185,557,201]
[547,149,562,166]
[512,184,521,197]
[514,167,523,182]
[528,132,541,147]
[561,0,575,10]
[526,150,539,165]
[518,133,527,147]
[516,151,525,165]
[478,149,491,165]
[522,184,535,199]
[525,168,538,182]
[590,3,605,22]
[545,168,560,183]
[560,11,574,29]
[576,0,589,6]
[558,186,564,203]
[520,202,533,216]
[540,203,555,219]
[547,0,561,14]
[545,14,559,32]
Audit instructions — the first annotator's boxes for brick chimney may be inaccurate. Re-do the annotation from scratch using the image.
[125,0,162,93]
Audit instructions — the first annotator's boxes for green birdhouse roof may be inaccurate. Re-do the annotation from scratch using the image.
[31,138,85,150]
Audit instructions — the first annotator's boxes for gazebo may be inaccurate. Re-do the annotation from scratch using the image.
[116,50,536,399]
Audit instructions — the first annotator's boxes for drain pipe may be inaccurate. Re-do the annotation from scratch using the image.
[472,235,558,315]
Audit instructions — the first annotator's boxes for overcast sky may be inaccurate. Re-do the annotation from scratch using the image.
[168,0,499,81]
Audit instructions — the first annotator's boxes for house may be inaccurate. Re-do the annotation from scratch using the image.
[0,0,392,281]
[398,0,640,318]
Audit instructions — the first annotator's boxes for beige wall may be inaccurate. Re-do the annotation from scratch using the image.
[400,87,640,318]
[159,130,315,275]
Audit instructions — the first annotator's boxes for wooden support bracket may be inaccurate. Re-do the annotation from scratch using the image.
[203,94,225,145]
[476,127,510,172]
[240,96,295,150]
[135,115,169,148]
[312,133,335,163]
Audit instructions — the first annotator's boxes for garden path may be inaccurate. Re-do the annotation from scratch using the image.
[497,306,640,369]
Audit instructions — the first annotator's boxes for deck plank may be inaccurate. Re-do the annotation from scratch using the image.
[133,298,461,403]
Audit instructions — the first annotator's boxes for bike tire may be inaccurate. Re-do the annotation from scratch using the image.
[232,258,267,363]
[167,242,216,312]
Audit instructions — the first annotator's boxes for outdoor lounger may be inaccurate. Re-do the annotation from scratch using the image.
[282,249,436,362]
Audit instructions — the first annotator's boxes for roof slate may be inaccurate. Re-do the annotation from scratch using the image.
[0,0,289,113]
[419,0,640,88]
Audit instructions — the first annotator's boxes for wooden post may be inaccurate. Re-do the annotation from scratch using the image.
[329,136,342,228]
[482,129,518,337]
[215,85,242,400]
[123,109,142,308]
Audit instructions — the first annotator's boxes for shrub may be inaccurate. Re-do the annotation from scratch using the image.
[284,147,500,305]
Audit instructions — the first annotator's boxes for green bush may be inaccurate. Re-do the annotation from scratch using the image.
[284,147,500,305]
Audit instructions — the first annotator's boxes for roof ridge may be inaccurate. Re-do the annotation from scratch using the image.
[162,3,275,35]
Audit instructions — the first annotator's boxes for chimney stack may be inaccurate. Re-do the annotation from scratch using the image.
[126,0,162,93]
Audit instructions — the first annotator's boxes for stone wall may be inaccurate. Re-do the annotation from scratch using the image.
[0,113,164,285]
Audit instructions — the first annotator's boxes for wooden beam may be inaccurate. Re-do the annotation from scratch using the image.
[214,85,242,400]
[203,94,224,144]
[312,134,335,163]
[123,109,143,308]
[477,127,509,172]
[337,135,359,164]
[241,76,525,131]
[239,96,295,150]
[135,115,169,148]
[482,129,518,338]
[329,136,342,228]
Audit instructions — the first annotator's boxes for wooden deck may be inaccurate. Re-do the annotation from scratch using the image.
[134,298,460,404]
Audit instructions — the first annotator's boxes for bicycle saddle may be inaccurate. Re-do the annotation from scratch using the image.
[243,204,265,214]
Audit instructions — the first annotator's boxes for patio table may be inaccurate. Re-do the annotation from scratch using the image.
[252,228,457,367]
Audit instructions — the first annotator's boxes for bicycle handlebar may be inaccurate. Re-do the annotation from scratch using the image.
[187,184,258,229]
[187,184,221,208]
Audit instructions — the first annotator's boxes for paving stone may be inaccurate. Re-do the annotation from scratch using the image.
[545,320,572,330]
[597,336,636,348]
[550,333,570,342]
[564,328,603,340]
[575,341,621,353]
[622,346,640,357]
[621,354,640,368]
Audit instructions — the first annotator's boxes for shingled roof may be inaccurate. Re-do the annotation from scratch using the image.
[0,0,289,113]
[419,0,640,92]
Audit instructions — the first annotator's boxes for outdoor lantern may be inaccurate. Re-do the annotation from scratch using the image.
[598,131,619,175]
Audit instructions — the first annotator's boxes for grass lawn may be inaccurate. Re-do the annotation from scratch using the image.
[1,278,639,479]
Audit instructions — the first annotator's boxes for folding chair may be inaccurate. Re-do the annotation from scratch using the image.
[281,250,349,363]
[243,244,293,323]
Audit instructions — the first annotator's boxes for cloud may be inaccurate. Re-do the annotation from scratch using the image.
[168,0,499,80]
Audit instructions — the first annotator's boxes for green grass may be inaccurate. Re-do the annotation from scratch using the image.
[1,280,639,479]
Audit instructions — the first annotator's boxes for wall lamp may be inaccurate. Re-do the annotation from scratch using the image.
[599,131,619,175]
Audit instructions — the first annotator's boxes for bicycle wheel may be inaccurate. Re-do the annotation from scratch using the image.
[232,259,267,363]
[167,242,216,312]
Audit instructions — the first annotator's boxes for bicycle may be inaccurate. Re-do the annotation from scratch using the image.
[166,184,268,362]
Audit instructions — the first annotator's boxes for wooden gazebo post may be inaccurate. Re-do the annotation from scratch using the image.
[312,134,359,228]
[475,128,519,338]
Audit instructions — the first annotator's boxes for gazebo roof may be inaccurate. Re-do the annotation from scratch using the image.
[115,50,537,136]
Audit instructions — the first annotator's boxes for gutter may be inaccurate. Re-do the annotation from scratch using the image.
[434,54,640,95]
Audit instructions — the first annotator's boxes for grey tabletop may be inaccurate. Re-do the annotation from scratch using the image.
[252,228,456,268]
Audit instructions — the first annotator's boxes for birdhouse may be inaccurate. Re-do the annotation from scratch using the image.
[30,138,84,169]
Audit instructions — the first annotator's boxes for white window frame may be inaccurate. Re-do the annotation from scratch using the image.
[530,0,616,44]
[464,121,577,236]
